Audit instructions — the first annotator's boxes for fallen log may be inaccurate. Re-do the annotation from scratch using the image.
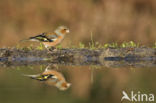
[0,47,155,68]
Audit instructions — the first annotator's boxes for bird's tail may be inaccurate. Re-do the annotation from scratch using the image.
[20,37,38,42]
[19,39,31,42]
[22,74,40,79]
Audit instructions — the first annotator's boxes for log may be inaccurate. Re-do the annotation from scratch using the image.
[0,47,155,68]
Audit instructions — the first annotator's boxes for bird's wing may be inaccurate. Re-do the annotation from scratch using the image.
[23,74,40,78]
[23,73,55,81]
[29,32,54,42]
[34,74,55,81]
[46,33,58,41]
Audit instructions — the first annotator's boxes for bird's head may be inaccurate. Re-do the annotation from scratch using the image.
[58,82,71,91]
[55,26,70,36]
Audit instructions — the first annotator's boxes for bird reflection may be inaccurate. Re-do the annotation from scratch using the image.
[23,65,71,91]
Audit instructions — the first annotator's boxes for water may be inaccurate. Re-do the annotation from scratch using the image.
[0,47,156,103]
[0,64,156,103]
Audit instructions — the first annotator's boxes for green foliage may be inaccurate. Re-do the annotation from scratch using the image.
[36,43,45,50]
[88,32,103,49]
[56,44,63,49]
[104,42,118,48]
[103,41,140,48]
[76,32,146,49]
[77,41,148,49]
[120,41,139,48]
[79,42,85,48]
[16,44,22,49]
[28,44,34,50]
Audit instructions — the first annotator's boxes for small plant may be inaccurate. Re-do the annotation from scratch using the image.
[95,42,103,48]
[89,32,96,49]
[120,41,139,48]
[56,44,63,49]
[40,65,44,71]
[103,42,118,48]
[79,42,85,48]
[36,43,44,50]
[90,65,102,69]
[28,44,34,50]
[88,32,103,49]
[16,44,22,50]
[154,42,156,48]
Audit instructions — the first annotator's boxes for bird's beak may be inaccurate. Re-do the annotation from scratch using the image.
[66,29,70,33]
[67,83,71,87]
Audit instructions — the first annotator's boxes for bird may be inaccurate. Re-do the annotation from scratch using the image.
[23,65,71,91]
[21,26,70,48]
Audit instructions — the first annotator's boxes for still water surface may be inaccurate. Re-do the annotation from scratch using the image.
[0,64,155,103]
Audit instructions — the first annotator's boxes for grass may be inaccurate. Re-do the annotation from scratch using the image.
[89,31,95,49]
[79,42,85,48]
[78,41,142,49]
[56,44,63,49]
[77,32,143,49]
[36,43,45,50]
[17,41,155,50]
[16,32,155,50]
[78,32,142,49]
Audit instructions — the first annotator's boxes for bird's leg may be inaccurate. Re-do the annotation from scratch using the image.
[45,64,51,71]
[44,45,55,53]
[45,64,58,71]
[47,47,58,53]
[49,47,56,51]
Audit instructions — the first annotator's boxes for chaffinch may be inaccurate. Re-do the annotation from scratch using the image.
[21,26,70,48]
[23,66,71,91]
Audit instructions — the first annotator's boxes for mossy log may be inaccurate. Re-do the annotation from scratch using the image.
[0,48,155,68]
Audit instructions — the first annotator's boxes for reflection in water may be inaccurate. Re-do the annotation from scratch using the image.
[0,65,156,103]
[23,65,71,91]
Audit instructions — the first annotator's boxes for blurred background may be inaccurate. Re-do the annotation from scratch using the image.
[0,0,156,47]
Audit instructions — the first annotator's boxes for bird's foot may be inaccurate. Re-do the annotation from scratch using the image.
[47,47,57,52]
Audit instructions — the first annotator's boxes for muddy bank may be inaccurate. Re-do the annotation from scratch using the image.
[0,48,155,67]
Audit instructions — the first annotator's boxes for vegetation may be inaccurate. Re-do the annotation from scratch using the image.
[154,42,156,48]
[16,40,155,51]
[15,30,155,50]
[79,41,142,49]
